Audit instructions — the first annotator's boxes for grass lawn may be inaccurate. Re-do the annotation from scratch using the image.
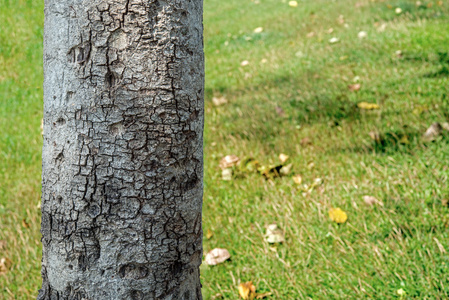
[1,0,449,298]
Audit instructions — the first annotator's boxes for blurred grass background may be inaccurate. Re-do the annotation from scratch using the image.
[1,0,449,298]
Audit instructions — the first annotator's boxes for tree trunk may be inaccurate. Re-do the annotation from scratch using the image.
[39,0,204,299]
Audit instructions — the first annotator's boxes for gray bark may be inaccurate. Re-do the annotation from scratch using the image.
[39,0,204,299]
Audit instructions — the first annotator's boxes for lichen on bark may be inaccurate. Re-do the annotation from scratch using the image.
[39,0,204,299]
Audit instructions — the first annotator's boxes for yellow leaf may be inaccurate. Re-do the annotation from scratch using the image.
[206,229,214,239]
[357,102,380,110]
[238,282,256,300]
[329,208,348,224]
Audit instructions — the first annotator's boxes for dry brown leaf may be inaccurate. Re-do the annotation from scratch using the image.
[0,257,12,275]
[22,219,30,228]
[329,208,348,224]
[219,155,240,169]
[348,83,361,92]
[238,281,256,300]
[265,224,285,243]
[205,248,231,266]
[212,96,228,106]
[300,137,312,146]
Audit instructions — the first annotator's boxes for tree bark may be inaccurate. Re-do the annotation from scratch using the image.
[39,0,204,299]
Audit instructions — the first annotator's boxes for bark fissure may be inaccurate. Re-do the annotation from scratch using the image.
[40,0,204,299]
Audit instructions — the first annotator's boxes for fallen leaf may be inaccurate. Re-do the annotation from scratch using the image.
[205,248,231,266]
[279,153,289,163]
[254,27,263,33]
[0,257,12,275]
[219,155,240,169]
[441,122,449,131]
[329,208,348,224]
[442,199,448,207]
[363,195,383,206]
[222,169,233,181]
[358,31,367,39]
[358,102,380,110]
[265,224,285,243]
[423,122,443,142]
[212,96,228,106]
[306,32,315,38]
[241,60,249,67]
[206,229,214,239]
[348,83,361,92]
[399,135,409,144]
[288,1,298,7]
[0,240,5,250]
[238,281,256,300]
[292,174,303,185]
[397,288,406,296]
[300,137,312,146]
[22,219,30,228]
[329,37,339,44]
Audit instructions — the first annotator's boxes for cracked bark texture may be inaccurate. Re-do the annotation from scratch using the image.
[39,0,204,299]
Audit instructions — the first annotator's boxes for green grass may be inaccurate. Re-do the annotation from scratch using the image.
[1,0,449,298]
